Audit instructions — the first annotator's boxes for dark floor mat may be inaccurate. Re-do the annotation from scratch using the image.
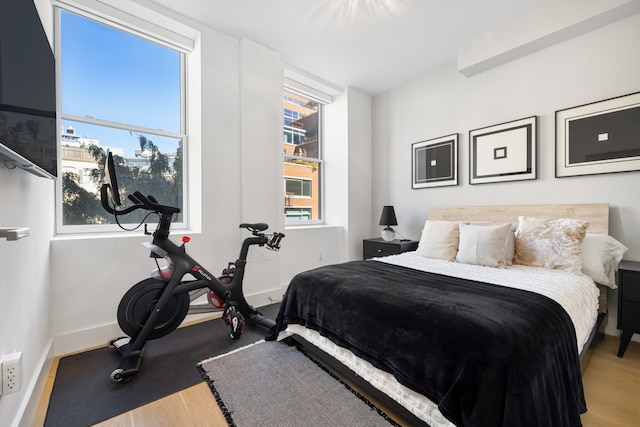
[44,303,280,427]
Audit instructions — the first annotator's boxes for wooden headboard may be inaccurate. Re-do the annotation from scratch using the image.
[427,203,609,235]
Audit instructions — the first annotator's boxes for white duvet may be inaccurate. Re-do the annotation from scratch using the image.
[281,252,600,427]
[376,251,600,351]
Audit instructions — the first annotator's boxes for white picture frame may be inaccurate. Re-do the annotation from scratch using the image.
[469,116,537,185]
[555,91,640,177]
[412,134,458,189]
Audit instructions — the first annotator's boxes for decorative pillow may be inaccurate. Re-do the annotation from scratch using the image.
[417,220,463,261]
[514,216,590,274]
[505,225,516,265]
[456,223,512,268]
[581,234,628,288]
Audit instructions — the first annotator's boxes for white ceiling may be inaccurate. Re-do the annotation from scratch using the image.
[148,0,551,95]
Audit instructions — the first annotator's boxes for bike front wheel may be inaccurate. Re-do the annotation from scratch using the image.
[117,278,190,340]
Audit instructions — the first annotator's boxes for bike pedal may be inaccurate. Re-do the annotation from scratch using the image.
[109,336,131,349]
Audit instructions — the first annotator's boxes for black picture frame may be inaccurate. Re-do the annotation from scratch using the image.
[469,116,537,185]
[412,134,458,189]
[555,91,640,177]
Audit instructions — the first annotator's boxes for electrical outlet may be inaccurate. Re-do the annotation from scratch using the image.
[2,351,22,395]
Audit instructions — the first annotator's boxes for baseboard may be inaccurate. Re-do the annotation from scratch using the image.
[53,322,123,357]
[247,285,286,308]
[14,338,54,427]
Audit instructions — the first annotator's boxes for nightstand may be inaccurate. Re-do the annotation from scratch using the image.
[363,238,418,260]
[617,260,640,357]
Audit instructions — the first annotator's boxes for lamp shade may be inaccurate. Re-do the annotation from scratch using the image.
[379,206,398,226]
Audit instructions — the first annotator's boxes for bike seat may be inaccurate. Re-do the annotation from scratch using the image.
[239,223,268,232]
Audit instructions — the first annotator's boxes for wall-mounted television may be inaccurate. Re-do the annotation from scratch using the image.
[0,0,57,179]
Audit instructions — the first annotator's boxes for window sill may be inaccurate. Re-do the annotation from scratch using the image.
[52,228,201,241]
[285,223,339,231]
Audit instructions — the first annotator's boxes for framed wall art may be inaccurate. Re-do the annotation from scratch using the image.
[556,91,640,177]
[412,134,458,189]
[469,116,537,185]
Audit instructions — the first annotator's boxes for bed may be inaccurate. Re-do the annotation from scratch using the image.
[271,204,628,427]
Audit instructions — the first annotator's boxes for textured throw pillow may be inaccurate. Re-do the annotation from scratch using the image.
[581,234,628,288]
[514,216,590,274]
[417,220,462,261]
[456,223,512,268]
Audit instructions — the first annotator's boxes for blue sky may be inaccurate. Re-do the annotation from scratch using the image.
[60,10,181,157]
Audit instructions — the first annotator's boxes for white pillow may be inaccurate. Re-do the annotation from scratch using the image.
[581,234,628,288]
[417,220,463,261]
[456,223,512,268]
[514,216,589,274]
[505,225,516,265]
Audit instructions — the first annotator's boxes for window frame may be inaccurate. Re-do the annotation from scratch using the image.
[53,1,194,235]
[283,88,325,226]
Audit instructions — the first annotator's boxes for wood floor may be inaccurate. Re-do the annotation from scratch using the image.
[580,335,640,427]
[34,334,640,427]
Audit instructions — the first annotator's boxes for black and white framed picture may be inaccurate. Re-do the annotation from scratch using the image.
[469,116,537,185]
[555,91,640,177]
[412,134,458,189]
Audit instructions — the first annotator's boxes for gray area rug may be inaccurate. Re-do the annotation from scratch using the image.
[198,340,398,427]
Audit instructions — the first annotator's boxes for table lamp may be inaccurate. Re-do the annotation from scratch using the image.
[379,205,398,241]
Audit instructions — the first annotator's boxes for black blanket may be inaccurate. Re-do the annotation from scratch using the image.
[273,260,586,427]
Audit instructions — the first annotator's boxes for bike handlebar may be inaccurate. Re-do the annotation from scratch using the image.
[266,232,285,250]
[100,184,283,248]
[101,184,140,216]
[132,191,181,216]
[100,184,180,217]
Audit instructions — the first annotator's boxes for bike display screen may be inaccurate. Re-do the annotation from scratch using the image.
[104,151,122,207]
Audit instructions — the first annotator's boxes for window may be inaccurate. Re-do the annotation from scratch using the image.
[285,208,311,221]
[283,90,323,223]
[285,178,311,197]
[56,5,188,232]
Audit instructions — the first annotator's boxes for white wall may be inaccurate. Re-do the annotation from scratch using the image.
[371,12,640,337]
[278,226,345,287]
[0,167,54,426]
[346,88,373,259]
[0,1,56,425]
[238,39,284,299]
[325,87,373,260]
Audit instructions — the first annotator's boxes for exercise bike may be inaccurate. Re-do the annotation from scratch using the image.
[100,152,284,382]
